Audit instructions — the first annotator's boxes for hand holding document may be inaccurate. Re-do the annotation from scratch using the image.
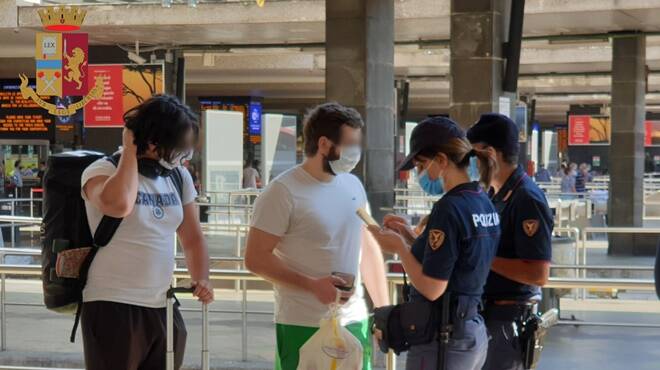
[356,208,379,227]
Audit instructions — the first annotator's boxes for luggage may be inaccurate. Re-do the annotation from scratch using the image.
[166,287,210,370]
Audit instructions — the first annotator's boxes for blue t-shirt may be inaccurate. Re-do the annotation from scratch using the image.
[484,166,554,301]
[410,182,501,301]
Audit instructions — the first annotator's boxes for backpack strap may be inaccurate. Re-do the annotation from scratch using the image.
[169,167,184,203]
[70,156,124,343]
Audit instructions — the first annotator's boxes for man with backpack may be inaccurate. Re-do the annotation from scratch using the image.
[79,95,213,370]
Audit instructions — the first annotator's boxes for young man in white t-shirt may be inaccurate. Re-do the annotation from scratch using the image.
[245,102,389,370]
[80,95,214,370]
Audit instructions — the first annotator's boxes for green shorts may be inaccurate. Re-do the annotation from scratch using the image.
[275,319,372,370]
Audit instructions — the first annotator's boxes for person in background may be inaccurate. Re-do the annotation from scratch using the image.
[560,166,576,195]
[555,163,567,179]
[37,162,47,187]
[244,102,389,370]
[585,164,594,182]
[183,161,201,194]
[11,160,23,197]
[534,164,552,183]
[242,159,261,189]
[569,162,578,178]
[253,160,263,188]
[575,163,587,193]
[467,113,553,370]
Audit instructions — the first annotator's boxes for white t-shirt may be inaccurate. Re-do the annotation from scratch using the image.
[81,159,197,308]
[243,167,259,188]
[250,166,369,327]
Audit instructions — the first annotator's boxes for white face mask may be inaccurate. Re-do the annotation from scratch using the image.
[328,145,361,174]
[159,149,194,170]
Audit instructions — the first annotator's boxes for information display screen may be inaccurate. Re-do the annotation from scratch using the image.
[0,79,53,140]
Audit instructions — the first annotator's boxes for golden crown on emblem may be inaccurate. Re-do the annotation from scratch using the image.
[37,6,87,31]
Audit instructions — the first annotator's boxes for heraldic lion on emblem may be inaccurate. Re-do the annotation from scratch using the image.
[64,47,86,90]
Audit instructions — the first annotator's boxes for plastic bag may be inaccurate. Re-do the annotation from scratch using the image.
[297,305,363,370]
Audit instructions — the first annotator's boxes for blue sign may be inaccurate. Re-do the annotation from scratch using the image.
[248,102,262,136]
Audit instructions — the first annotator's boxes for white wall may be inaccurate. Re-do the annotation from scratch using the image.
[261,114,297,185]
[202,110,244,193]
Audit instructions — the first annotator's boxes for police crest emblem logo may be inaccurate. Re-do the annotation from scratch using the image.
[523,219,539,237]
[428,229,445,251]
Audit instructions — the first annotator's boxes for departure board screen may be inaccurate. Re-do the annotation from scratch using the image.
[0,79,53,140]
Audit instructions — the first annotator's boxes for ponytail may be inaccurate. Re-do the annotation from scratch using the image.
[472,148,497,188]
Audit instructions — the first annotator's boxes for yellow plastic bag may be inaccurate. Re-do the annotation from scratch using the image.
[297,306,363,370]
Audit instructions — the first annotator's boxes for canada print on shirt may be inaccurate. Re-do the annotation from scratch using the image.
[135,191,180,220]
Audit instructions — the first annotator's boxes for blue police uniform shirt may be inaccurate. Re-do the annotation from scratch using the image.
[410,182,501,301]
[484,165,553,301]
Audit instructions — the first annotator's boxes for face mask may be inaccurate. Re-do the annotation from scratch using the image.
[159,149,194,170]
[417,161,444,195]
[327,145,361,175]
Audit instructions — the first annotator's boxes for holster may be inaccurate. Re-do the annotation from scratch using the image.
[483,302,549,370]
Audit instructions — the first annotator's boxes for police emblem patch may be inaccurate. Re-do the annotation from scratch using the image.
[428,229,445,251]
[523,219,539,237]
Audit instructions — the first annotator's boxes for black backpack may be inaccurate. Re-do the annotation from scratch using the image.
[41,151,184,342]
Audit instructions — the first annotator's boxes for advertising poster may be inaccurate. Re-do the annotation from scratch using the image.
[84,64,164,127]
[84,65,123,127]
[645,120,660,147]
[568,115,610,145]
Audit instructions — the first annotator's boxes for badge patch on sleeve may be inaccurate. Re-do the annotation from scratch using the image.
[523,219,540,237]
[428,229,445,251]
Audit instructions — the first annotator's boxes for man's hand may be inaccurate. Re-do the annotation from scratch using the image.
[368,225,407,255]
[309,275,351,305]
[383,214,417,244]
[192,280,214,304]
[122,127,137,154]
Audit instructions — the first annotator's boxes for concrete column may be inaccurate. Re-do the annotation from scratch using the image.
[609,34,647,255]
[0,0,17,29]
[449,0,513,128]
[326,0,395,221]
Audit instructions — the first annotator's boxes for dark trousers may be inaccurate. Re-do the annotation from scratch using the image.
[82,301,187,370]
[482,319,524,370]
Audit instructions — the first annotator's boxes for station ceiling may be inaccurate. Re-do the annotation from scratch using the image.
[4,0,660,123]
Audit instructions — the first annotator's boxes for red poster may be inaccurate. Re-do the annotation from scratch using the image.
[568,115,590,145]
[62,33,88,96]
[646,121,652,147]
[84,65,124,127]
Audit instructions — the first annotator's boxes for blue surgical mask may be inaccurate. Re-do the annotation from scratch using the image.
[417,162,444,195]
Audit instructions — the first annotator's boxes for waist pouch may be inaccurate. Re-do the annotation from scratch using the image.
[372,295,482,355]
[372,300,438,355]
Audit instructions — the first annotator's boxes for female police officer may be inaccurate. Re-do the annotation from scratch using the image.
[369,117,500,370]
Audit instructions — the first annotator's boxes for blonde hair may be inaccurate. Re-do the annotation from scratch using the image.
[419,137,497,188]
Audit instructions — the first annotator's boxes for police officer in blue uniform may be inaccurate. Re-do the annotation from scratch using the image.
[369,117,501,370]
[467,113,553,370]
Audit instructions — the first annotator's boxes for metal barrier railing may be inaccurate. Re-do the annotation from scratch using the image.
[0,216,656,367]
[0,263,653,369]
